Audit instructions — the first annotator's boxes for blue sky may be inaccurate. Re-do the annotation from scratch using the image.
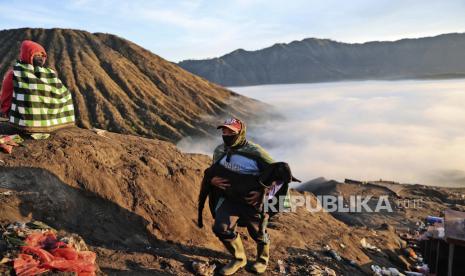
[1,0,465,62]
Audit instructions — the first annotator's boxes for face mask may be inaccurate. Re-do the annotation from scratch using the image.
[32,56,45,67]
[222,135,238,147]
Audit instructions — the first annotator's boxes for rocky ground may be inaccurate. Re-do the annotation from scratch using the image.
[1,126,463,275]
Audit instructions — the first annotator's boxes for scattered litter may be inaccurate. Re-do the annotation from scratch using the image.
[341,256,357,267]
[425,215,443,225]
[191,261,216,276]
[404,272,423,276]
[309,264,336,276]
[371,265,382,275]
[59,235,89,252]
[387,267,401,275]
[0,258,10,268]
[360,238,381,252]
[323,245,341,261]
[26,221,54,231]
[30,133,50,140]
[277,259,286,274]
[0,144,13,154]
[1,220,97,275]
[0,135,24,144]
[412,262,429,274]
[0,191,13,196]
[403,247,417,259]
[328,250,341,261]
[0,134,24,154]
[371,265,403,276]
[91,128,108,137]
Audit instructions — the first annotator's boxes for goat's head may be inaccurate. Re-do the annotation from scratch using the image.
[258,162,301,187]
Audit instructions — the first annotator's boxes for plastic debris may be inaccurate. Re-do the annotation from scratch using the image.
[323,244,342,261]
[1,221,97,276]
[387,267,401,275]
[413,262,429,274]
[425,216,443,225]
[26,221,55,231]
[277,259,286,274]
[403,247,417,259]
[30,133,51,140]
[371,264,382,275]
[405,272,423,276]
[341,256,357,267]
[0,257,11,265]
[60,234,89,252]
[191,261,216,276]
[370,265,402,276]
[0,135,23,144]
[360,238,381,252]
[309,264,337,276]
[0,134,24,154]
[91,128,108,137]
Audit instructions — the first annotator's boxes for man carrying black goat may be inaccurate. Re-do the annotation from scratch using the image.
[197,118,299,275]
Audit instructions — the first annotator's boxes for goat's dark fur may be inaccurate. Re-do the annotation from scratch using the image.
[197,162,298,228]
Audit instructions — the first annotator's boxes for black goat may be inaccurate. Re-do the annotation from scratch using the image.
[197,162,299,228]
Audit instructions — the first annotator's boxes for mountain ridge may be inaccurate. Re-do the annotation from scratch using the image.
[179,32,465,86]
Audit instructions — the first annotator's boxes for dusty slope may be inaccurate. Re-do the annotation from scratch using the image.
[0,28,267,142]
[297,179,465,229]
[0,127,411,275]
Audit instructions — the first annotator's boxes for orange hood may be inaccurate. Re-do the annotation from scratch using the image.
[19,40,47,65]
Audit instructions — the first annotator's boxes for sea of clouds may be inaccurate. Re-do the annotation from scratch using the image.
[178,79,465,187]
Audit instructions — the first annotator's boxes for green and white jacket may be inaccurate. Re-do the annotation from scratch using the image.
[10,62,75,133]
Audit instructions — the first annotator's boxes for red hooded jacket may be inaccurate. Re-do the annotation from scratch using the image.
[0,40,47,115]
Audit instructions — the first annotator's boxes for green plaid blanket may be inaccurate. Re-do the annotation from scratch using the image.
[10,62,75,132]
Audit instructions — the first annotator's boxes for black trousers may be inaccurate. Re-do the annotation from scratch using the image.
[212,198,269,244]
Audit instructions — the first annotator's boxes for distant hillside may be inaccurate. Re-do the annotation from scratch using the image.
[0,28,266,142]
[179,33,465,86]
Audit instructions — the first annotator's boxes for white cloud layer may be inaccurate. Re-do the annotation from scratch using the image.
[178,79,465,187]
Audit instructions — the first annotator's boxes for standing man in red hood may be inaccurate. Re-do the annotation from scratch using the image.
[0,40,75,132]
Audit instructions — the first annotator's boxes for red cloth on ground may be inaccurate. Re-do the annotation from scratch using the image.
[13,254,49,276]
[21,246,55,263]
[24,231,58,248]
[13,231,96,276]
[43,259,96,273]
[51,247,79,260]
